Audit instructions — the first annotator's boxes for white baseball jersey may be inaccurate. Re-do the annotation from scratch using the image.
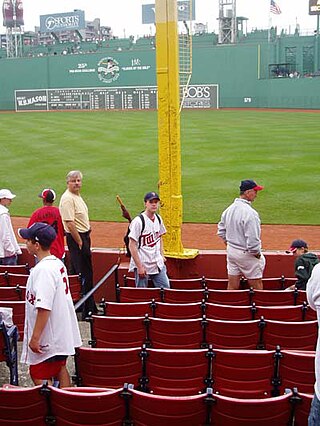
[21,255,82,365]
[128,212,166,274]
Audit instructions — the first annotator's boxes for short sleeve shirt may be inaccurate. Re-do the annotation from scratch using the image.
[59,190,90,233]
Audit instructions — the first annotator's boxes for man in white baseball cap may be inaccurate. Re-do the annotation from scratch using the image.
[0,188,22,265]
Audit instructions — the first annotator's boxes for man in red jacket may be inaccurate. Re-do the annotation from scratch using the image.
[28,189,65,260]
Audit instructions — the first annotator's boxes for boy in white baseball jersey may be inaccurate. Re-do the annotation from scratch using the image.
[128,192,170,288]
[18,222,82,387]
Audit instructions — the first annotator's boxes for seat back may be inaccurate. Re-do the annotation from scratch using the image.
[212,349,275,398]
[50,386,125,426]
[148,317,206,349]
[153,302,203,319]
[144,347,212,395]
[205,303,253,321]
[0,264,29,274]
[164,288,207,304]
[207,289,250,305]
[0,385,47,425]
[206,319,260,349]
[252,289,306,306]
[204,277,229,290]
[261,319,318,350]
[102,301,153,317]
[169,277,204,289]
[75,346,142,389]
[91,315,149,348]
[68,274,82,303]
[116,286,164,302]
[0,285,26,301]
[279,350,316,394]
[212,392,293,425]
[5,274,29,287]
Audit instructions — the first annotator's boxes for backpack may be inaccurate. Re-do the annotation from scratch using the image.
[124,213,161,258]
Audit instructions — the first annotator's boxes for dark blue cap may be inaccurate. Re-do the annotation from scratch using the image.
[18,222,56,246]
[144,192,160,202]
[240,180,264,192]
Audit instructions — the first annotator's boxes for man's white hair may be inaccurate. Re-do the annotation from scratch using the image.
[66,170,83,182]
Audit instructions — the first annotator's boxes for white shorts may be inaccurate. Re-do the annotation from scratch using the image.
[227,245,266,279]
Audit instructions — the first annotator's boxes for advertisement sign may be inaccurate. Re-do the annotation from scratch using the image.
[309,0,320,15]
[142,0,195,24]
[40,10,85,33]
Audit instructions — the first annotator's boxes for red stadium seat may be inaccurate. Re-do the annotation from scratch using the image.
[279,350,316,394]
[169,277,205,289]
[203,277,229,290]
[207,289,250,305]
[206,319,260,349]
[90,315,149,348]
[163,288,207,304]
[101,300,154,317]
[259,318,318,351]
[0,273,7,286]
[205,303,253,321]
[68,274,82,303]
[49,386,125,426]
[0,285,26,301]
[142,347,213,395]
[148,317,207,349]
[253,304,309,322]
[75,346,142,389]
[251,289,307,306]
[5,273,29,287]
[212,349,275,398]
[129,387,214,426]
[0,301,25,341]
[116,285,164,302]
[153,301,204,319]
[211,391,294,425]
[0,264,29,274]
[0,385,47,425]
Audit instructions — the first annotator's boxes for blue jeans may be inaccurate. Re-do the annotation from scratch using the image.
[0,255,18,265]
[134,265,170,288]
[309,394,320,425]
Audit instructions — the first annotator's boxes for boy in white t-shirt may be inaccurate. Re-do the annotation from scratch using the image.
[18,222,82,387]
[128,192,170,288]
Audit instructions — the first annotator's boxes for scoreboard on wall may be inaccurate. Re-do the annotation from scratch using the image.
[15,84,219,112]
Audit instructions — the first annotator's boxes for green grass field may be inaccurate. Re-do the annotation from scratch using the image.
[1,109,319,225]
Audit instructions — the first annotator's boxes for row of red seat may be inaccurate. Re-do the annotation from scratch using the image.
[121,274,297,290]
[89,314,318,351]
[75,345,315,397]
[0,383,312,426]
[101,300,316,321]
[116,285,306,306]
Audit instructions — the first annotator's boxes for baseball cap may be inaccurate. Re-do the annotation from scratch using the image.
[0,189,16,200]
[144,191,160,202]
[38,188,56,202]
[286,239,308,253]
[18,222,56,246]
[240,180,264,192]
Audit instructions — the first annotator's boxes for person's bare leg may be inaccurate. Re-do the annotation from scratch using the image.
[57,365,71,388]
[227,275,241,290]
[247,278,263,290]
[32,378,53,386]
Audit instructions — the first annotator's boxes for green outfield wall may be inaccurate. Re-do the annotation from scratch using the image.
[1,32,320,110]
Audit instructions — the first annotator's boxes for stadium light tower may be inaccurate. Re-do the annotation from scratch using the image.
[218,0,237,44]
[2,0,24,57]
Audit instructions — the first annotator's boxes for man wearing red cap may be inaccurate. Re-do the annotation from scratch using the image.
[217,180,265,290]
[28,189,65,260]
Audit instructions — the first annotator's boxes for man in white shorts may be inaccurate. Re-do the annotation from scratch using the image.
[217,180,266,290]
[128,192,170,288]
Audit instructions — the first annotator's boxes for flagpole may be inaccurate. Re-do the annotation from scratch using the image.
[268,1,272,43]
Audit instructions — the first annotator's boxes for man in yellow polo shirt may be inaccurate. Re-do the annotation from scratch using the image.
[59,170,97,317]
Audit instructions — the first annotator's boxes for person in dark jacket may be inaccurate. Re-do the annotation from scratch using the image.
[285,239,319,290]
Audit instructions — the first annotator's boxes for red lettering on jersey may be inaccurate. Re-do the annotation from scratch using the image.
[60,267,69,295]
[141,232,161,248]
[26,290,36,305]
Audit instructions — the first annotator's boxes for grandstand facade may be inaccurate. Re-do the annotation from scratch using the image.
[1,27,320,110]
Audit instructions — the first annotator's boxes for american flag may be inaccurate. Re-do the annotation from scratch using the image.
[270,0,281,14]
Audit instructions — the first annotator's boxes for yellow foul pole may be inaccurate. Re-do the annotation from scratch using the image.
[155,0,198,259]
